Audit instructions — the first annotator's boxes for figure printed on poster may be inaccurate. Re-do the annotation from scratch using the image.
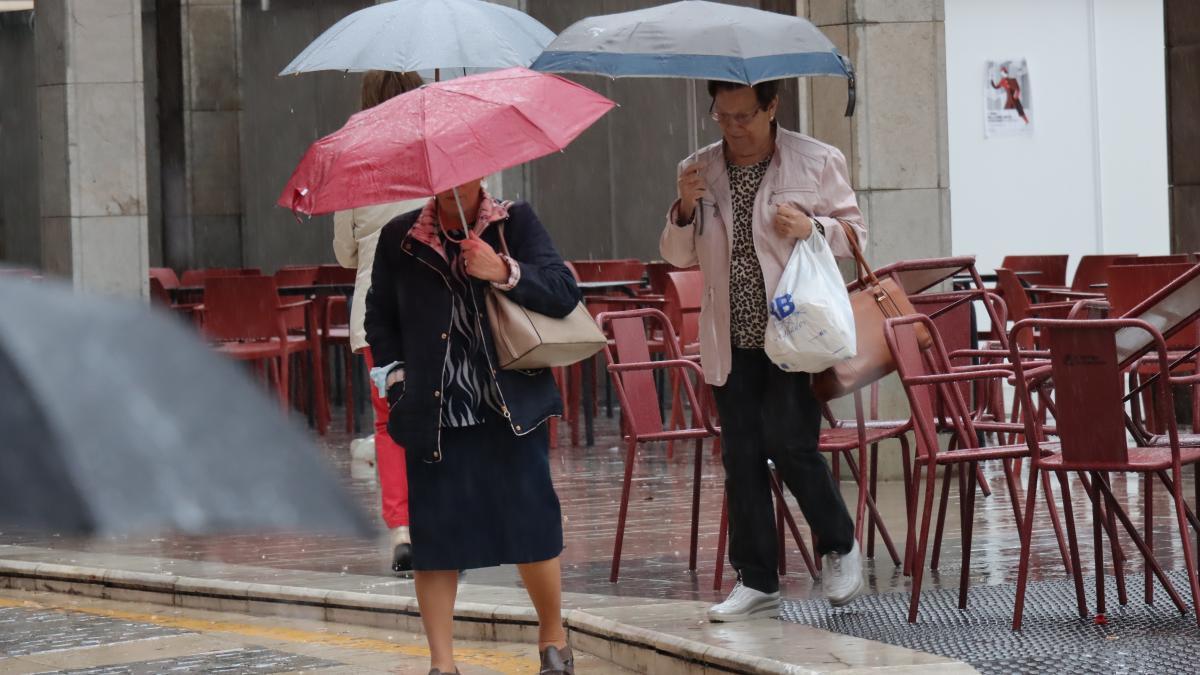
[985,59,1032,137]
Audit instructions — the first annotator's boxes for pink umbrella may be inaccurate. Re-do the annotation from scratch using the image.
[278,67,615,216]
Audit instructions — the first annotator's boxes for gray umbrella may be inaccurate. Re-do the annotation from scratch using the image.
[531,0,855,116]
[279,0,555,77]
[0,277,373,537]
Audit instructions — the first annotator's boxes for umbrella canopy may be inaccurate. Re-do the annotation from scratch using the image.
[278,67,615,216]
[279,0,555,76]
[531,0,855,114]
[0,277,373,537]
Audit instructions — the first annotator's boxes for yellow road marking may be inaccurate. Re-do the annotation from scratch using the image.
[0,593,536,673]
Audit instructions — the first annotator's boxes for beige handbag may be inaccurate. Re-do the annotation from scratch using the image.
[485,223,607,370]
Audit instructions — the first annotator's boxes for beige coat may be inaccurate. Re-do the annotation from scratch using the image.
[660,128,867,386]
[333,199,427,352]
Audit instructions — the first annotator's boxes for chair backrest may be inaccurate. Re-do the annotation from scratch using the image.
[883,314,985,461]
[1069,254,1130,291]
[603,312,668,437]
[1011,319,1176,470]
[1106,262,1198,352]
[149,267,180,290]
[180,267,259,286]
[202,275,284,342]
[274,266,319,287]
[1000,255,1068,287]
[1113,254,1192,266]
[663,270,703,345]
[148,276,172,305]
[316,264,356,285]
[570,259,646,285]
[910,294,974,404]
[1104,261,1200,362]
[646,261,697,295]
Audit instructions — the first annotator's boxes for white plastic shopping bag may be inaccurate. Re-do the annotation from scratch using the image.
[764,235,857,373]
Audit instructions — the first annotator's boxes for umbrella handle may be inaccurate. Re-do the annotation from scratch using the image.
[844,72,856,117]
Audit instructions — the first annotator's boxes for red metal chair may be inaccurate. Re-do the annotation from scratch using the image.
[1009,318,1200,629]
[1113,254,1193,266]
[595,308,718,583]
[999,254,1069,288]
[274,266,320,288]
[884,313,1072,623]
[1069,254,1131,292]
[200,276,327,429]
[180,267,262,286]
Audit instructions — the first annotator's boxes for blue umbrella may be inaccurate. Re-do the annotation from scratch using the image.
[279,0,555,77]
[531,0,855,116]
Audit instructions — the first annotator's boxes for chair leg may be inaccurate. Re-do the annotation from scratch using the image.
[958,461,979,610]
[667,371,683,459]
[901,436,914,576]
[769,472,817,577]
[840,450,901,566]
[1058,471,1088,618]
[344,346,355,434]
[867,443,879,559]
[610,438,638,583]
[1012,464,1041,630]
[904,459,921,578]
[1105,472,1128,606]
[1146,472,1154,604]
[931,464,953,571]
[713,490,728,591]
[1040,468,1075,578]
[1091,472,1107,618]
[776,497,787,576]
[1093,472,1188,613]
[1170,464,1200,625]
[907,461,939,623]
[689,437,703,572]
[277,356,290,412]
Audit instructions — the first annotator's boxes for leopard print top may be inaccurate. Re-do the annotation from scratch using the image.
[727,155,772,349]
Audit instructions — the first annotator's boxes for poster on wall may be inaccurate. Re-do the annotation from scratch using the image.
[984,59,1033,138]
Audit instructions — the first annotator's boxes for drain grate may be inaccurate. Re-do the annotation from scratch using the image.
[779,571,1200,674]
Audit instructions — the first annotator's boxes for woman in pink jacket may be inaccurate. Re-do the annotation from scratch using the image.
[661,79,868,622]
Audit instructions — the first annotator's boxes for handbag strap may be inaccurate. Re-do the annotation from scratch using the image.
[839,220,878,288]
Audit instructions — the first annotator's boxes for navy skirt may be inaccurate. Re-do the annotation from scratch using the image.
[406,417,563,571]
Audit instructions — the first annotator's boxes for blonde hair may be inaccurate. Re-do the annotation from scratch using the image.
[360,70,424,111]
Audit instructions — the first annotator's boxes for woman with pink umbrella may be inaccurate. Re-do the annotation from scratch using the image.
[282,68,614,675]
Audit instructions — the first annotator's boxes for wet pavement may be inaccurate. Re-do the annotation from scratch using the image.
[0,588,629,674]
[1,405,1193,606]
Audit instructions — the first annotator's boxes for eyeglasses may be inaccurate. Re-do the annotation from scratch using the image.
[709,106,763,126]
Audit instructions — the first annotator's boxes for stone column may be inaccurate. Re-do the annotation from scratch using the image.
[36,0,150,296]
[804,0,950,479]
[178,0,243,268]
[1166,0,1200,251]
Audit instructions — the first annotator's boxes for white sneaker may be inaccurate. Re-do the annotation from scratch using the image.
[822,541,866,607]
[351,436,376,464]
[707,582,780,622]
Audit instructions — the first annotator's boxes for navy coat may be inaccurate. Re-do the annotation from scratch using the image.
[364,201,581,462]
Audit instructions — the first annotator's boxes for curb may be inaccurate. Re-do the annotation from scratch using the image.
[0,559,809,675]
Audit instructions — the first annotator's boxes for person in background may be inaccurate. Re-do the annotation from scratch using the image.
[332,70,426,575]
[661,79,868,622]
[365,176,579,675]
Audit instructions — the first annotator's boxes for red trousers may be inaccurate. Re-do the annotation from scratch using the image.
[363,348,409,528]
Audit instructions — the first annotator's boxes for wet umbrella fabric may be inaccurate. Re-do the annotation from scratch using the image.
[278,0,555,76]
[531,0,850,82]
[530,0,855,114]
[278,67,615,216]
[0,278,373,537]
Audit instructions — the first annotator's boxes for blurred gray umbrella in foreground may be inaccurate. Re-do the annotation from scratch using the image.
[279,0,555,77]
[0,277,373,537]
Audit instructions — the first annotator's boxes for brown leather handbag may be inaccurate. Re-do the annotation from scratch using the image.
[812,222,930,401]
[485,222,607,370]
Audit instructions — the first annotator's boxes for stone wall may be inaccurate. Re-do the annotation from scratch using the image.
[0,11,40,267]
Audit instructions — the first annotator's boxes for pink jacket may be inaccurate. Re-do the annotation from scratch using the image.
[659,128,867,386]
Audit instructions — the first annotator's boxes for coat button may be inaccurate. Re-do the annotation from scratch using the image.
[515,424,522,432]
[433,390,441,398]
[441,332,448,340]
